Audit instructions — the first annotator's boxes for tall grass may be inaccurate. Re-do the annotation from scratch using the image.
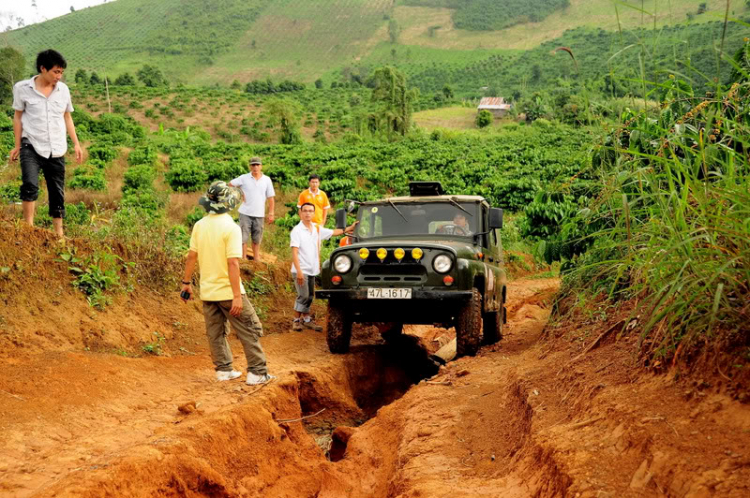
[559,36,750,364]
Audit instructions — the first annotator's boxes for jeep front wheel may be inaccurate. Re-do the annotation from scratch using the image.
[456,289,482,357]
[326,301,353,354]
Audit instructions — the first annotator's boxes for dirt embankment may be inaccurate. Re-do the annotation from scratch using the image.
[1,227,749,497]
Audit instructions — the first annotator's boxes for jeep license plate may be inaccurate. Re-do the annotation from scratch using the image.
[366,288,412,299]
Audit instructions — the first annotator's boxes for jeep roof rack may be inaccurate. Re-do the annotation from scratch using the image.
[409,181,444,197]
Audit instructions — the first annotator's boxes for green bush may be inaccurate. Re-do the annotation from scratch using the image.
[0,181,21,203]
[127,145,158,166]
[205,161,245,182]
[166,160,209,192]
[69,167,107,191]
[88,145,119,163]
[121,190,166,215]
[186,206,205,227]
[475,110,493,128]
[122,165,157,192]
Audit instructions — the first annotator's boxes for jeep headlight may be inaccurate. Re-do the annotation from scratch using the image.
[333,254,353,274]
[432,254,452,273]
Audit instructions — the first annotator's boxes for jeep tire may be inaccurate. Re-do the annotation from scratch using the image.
[482,308,503,344]
[456,289,482,357]
[327,301,353,354]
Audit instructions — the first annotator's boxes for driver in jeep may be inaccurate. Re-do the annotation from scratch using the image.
[437,213,473,236]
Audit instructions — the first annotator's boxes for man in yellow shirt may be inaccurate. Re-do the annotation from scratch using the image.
[297,174,330,226]
[181,181,274,385]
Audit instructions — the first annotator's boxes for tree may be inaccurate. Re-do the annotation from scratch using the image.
[89,71,102,85]
[70,6,75,13]
[230,79,241,90]
[531,64,542,83]
[137,65,167,87]
[388,19,400,44]
[475,110,493,128]
[368,66,419,137]
[114,73,136,86]
[314,78,323,89]
[74,69,88,85]
[0,47,25,104]
[265,98,302,145]
[442,84,454,100]
[697,3,707,14]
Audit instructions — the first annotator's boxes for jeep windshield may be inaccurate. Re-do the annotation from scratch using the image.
[355,201,479,239]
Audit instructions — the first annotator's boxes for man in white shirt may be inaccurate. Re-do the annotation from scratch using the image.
[10,49,83,238]
[290,203,357,331]
[229,157,275,262]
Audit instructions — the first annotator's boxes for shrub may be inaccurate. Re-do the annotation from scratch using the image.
[122,164,157,192]
[0,181,21,203]
[69,167,107,191]
[166,160,209,192]
[185,206,205,228]
[121,190,166,215]
[476,110,493,128]
[127,145,158,166]
[87,144,119,163]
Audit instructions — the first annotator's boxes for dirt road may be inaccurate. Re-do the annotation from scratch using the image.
[1,276,748,497]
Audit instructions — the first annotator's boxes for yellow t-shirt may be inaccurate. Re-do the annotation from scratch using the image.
[189,213,246,302]
[297,189,331,226]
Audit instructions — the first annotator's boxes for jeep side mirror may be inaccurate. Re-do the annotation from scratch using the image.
[489,208,503,229]
[335,208,347,230]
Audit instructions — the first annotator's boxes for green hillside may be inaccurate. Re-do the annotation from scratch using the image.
[1,0,736,85]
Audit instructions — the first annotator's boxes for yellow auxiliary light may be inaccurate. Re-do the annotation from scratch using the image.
[411,248,423,260]
[394,248,405,261]
[376,248,388,261]
[359,248,370,260]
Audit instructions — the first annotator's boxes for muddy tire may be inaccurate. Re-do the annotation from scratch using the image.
[326,302,352,354]
[482,308,503,344]
[456,289,482,357]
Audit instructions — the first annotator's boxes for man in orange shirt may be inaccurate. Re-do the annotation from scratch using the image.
[297,174,330,226]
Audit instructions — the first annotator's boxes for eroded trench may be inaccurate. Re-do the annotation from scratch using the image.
[293,333,440,462]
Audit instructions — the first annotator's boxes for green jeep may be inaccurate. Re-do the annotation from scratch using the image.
[316,182,507,357]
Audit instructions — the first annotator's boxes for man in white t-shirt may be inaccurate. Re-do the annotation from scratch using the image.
[229,156,275,262]
[10,49,83,238]
[290,203,358,331]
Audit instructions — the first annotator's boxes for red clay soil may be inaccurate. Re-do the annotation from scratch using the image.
[1,228,749,497]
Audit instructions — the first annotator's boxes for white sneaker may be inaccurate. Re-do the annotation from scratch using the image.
[216,370,242,381]
[246,372,276,385]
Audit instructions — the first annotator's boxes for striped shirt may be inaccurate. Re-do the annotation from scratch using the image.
[12,76,74,158]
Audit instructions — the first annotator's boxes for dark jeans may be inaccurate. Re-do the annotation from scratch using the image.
[20,139,66,219]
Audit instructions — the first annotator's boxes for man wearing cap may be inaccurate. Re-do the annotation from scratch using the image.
[229,157,275,262]
[181,181,275,385]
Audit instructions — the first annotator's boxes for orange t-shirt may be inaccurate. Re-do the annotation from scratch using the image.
[297,189,330,226]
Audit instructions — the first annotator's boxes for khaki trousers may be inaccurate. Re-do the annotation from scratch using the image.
[202,295,268,374]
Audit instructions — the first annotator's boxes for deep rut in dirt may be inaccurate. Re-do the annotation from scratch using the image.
[294,334,440,461]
